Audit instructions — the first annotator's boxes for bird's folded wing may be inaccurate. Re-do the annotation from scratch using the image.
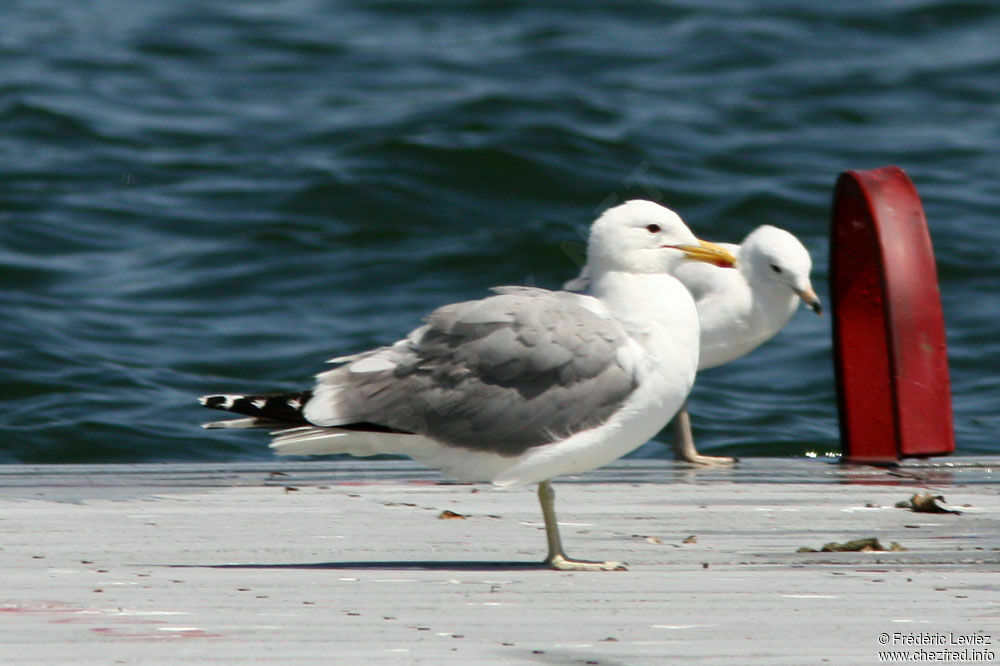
[303,289,639,457]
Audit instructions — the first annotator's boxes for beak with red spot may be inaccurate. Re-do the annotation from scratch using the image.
[666,239,738,268]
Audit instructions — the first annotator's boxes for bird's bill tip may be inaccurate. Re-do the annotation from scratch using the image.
[668,239,738,268]
[798,287,823,315]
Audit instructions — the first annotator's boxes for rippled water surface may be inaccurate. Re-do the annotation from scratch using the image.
[2,0,998,463]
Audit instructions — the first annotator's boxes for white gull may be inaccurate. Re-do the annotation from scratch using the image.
[200,200,736,570]
[565,224,821,465]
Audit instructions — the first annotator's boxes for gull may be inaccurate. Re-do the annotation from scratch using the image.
[200,200,736,571]
[565,224,821,465]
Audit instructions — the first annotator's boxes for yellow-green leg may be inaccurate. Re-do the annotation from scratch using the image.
[672,401,737,466]
[538,480,625,571]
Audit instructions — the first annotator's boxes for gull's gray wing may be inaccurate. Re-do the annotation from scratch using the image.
[303,288,639,457]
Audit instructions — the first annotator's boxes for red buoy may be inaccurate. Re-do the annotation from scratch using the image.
[830,166,955,462]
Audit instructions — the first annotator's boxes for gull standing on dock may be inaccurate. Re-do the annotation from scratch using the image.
[199,200,736,570]
[565,224,821,465]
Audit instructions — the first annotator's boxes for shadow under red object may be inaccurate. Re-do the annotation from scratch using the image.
[829,166,955,462]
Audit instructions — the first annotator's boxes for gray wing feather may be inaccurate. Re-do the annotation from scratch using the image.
[305,289,637,456]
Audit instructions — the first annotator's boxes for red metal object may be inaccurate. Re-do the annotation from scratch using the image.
[829,166,955,462]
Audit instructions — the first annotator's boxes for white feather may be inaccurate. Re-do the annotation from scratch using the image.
[348,355,396,374]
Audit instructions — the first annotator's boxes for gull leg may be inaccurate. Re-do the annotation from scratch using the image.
[538,480,626,571]
[671,401,736,466]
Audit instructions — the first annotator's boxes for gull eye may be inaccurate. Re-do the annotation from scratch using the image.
[770,263,783,274]
[645,224,661,233]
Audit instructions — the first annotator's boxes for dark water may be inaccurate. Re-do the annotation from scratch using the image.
[2,1,998,464]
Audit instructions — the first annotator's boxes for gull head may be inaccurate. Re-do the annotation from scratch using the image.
[740,225,822,315]
[587,200,736,277]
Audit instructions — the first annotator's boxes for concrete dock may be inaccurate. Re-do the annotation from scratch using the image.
[1,458,997,664]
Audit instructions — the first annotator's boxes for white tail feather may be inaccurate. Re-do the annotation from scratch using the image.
[267,427,515,483]
[270,427,404,458]
[202,418,261,429]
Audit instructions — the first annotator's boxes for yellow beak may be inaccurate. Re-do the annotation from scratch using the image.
[669,239,738,268]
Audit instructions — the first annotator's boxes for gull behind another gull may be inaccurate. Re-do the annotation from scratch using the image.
[200,200,736,571]
[565,224,821,465]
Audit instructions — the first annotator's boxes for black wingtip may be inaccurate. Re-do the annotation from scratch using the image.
[198,391,313,424]
[199,394,234,410]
